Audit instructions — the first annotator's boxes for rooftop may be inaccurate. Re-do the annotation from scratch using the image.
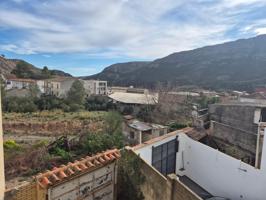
[128,120,152,131]
[7,78,36,83]
[108,92,158,105]
[36,149,120,188]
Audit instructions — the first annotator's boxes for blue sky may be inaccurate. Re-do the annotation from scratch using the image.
[1,0,266,76]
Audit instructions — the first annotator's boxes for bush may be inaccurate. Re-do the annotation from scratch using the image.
[4,140,21,150]
[81,132,123,155]
[69,103,84,112]
[3,96,37,113]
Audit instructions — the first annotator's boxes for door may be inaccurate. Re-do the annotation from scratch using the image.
[151,138,178,175]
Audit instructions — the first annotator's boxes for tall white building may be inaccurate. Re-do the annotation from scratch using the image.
[81,80,108,96]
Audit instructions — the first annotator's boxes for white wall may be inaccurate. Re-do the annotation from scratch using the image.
[176,134,266,200]
[134,133,178,165]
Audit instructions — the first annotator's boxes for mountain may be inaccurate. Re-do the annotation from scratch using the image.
[87,35,266,91]
[0,56,72,79]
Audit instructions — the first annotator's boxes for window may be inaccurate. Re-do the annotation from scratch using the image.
[159,130,165,136]
[130,131,135,139]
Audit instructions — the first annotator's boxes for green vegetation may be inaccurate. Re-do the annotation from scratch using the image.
[11,61,35,79]
[168,123,188,132]
[85,95,116,111]
[117,150,145,200]
[3,80,87,113]
[197,95,220,109]
[67,80,86,105]
[11,61,54,79]
[3,140,21,150]
[3,110,107,123]
[3,96,37,113]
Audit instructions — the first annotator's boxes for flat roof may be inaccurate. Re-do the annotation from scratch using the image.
[211,102,266,108]
[128,120,152,131]
[132,127,193,150]
[108,92,158,105]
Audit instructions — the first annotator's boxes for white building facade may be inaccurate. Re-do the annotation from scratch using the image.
[81,80,108,96]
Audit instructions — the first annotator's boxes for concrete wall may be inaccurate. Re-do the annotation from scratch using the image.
[131,150,201,200]
[211,121,257,154]
[209,104,259,133]
[176,134,266,200]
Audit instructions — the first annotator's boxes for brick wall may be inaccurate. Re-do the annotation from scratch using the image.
[5,182,46,200]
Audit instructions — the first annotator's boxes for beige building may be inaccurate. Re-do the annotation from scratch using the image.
[123,115,168,145]
[44,77,76,97]
[81,80,108,96]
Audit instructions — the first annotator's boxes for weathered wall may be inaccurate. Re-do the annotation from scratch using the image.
[132,149,202,200]
[211,121,257,154]
[172,177,202,200]
[5,182,46,200]
[209,104,258,133]
[139,155,169,200]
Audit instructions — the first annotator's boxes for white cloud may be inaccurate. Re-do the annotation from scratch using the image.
[255,27,266,35]
[0,0,265,59]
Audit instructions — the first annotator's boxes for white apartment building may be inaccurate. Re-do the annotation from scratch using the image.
[81,80,108,96]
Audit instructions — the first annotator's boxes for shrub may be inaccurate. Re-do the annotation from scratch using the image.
[4,140,21,150]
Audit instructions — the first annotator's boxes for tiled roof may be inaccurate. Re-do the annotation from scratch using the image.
[7,78,36,83]
[36,149,120,188]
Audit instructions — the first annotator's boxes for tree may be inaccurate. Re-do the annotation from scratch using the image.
[117,150,145,200]
[29,84,41,99]
[104,111,122,135]
[11,61,33,78]
[66,80,86,105]
[41,66,51,78]
[3,97,37,113]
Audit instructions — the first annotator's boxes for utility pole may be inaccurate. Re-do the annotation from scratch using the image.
[0,87,5,199]
[255,122,261,169]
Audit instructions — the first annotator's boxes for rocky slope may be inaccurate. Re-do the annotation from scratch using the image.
[87,35,266,91]
[0,56,72,79]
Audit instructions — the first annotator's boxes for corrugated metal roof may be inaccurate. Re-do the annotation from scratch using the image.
[128,120,152,131]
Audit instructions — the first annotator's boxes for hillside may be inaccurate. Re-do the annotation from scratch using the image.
[87,35,266,91]
[0,56,72,79]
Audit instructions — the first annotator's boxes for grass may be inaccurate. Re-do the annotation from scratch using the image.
[3,110,108,123]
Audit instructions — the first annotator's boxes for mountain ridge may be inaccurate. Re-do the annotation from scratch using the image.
[86,34,266,91]
[0,56,72,79]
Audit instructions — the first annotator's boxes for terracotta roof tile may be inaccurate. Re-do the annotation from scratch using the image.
[36,149,120,188]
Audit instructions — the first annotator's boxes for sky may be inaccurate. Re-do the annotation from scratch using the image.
[0,0,266,76]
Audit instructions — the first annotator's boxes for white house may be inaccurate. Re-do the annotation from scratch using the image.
[5,78,36,90]
[133,128,266,200]
[81,80,108,96]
